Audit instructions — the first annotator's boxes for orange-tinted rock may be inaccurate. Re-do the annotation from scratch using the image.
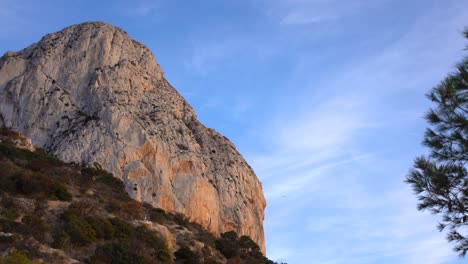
[0,22,266,253]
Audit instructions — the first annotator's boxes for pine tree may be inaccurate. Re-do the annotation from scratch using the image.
[406,28,468,256]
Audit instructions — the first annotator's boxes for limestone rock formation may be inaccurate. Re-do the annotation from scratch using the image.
[0,22,266,252]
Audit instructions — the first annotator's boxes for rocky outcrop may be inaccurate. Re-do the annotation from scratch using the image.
[0,129,35,152]
[0,22,266,252]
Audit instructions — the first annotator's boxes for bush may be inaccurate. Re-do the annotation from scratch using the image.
[0,141,35,161]
[175,244,200,263]
[86,217,115,240]
[49,183,72,201]
[239,235,260,251]
[13,171,48,195]
[215,231,240,259]
[26,155,63,173]
[0,169,55,198]
[0,127,20,138]
[105,198,122,214]
[133,225,171,263]
[98,173,125,191]
[53,230,71,249]
[0,219,21,233]
[172,213,189,226]
[0,249,32,264]
[148,207,167,223]
[0,197,18,221]
[0,208,19,220]
[81,167,123,189]
[91,242,141,264]
[68,200,95,216]
[215,231,268,262]
[196,229,216,247]
[154,249,172,263]
[121,200,144,220]
[62,211,97,246]
[134,225,166,248]
[109,218,132,240]
[21,215,51,242]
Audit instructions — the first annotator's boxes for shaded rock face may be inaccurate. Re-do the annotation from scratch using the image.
[0,22,266,252]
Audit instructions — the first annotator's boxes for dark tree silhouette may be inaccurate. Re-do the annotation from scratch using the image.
[406,28,468,256]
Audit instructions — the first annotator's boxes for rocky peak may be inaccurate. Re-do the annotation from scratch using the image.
[0,22,266,252]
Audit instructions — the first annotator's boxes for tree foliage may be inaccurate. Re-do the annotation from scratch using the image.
[215,231,278,264]
[406,28,468,257]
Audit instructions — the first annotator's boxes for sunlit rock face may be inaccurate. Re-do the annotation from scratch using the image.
[0,22,266,252]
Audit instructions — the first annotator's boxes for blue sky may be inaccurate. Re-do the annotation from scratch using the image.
[1,0,467,263]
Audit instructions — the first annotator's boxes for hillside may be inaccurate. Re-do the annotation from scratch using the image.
[0,128,279,264]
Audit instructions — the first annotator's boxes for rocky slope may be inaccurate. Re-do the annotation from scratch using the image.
[0,22,266,252]
[0,128,277,263]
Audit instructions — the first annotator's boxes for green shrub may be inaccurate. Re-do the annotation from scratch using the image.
[86,217,115,240]
[196,230,216,247]
[134,224,171,262]
[134,225,166,248]
[67,200,96,217]
[21,215,51,242]
[9,170,55,197]
[81,166,128,201]
[215,231,240,259]
[214,232,275,263]
[154,249,172,263]
[0,233,14,244]
[80,167,105,177]
[14,170,44,195]
[98,173,125,191]
[81,167,121,189]
[0,165,66,201]
[50,183,72,201]
[0,219,21,233]
[105,198,122,214]
[0,208,19,220]
[172,213,189,226]
[30,147,63,165]
[91,242,141,264]
[0,142,35,161]
[0,159,17,180]
[148,207,167,223]
[239,235,260,251]
[26,154,63,173]
[121,200,144,220]
[175,244,200,263]
[0,249,32,264]
[175,244,194,259]
[109,218,132,240]
[62,211,97,246]
[53,230,71,249]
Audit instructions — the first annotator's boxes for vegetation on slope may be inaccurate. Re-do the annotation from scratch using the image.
[0,128,281,264]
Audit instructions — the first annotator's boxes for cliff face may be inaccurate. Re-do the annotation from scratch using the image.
[0,22,266,252]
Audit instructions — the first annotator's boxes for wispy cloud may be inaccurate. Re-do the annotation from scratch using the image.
[121,0,158,17]
[276,97,374,152]
[183,28,283,75]
[262,0,374,25]
[300,188,456,264]
[0,0,27,35]
[249,1,468,263]
[183,38,237,75]
[281,10,338,25]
